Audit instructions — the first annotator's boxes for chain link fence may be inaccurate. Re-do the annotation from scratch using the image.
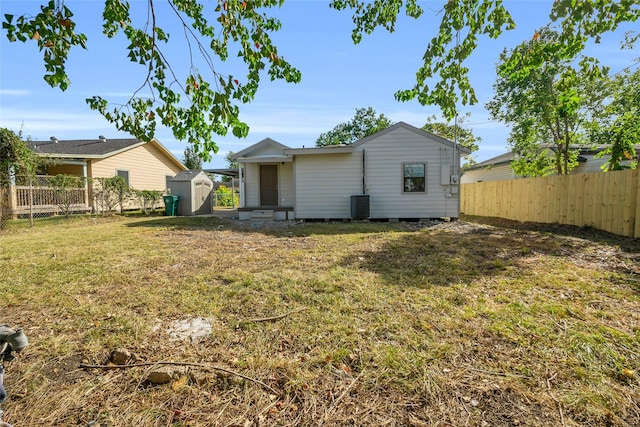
[0,174,165,230]
[0,174,91,229]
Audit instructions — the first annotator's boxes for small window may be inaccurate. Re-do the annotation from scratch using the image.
[116,169,130,186]
[403,163,426,193]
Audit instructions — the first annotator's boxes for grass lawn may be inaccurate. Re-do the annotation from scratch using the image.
[1,214,639,426]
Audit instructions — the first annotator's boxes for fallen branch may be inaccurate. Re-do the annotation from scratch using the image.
[79,361,278,395]
[239,308,307,324]
[546,372,566,427]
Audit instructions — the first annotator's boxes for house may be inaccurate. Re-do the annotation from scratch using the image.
[19,136,186,213]
[232,122,470,221]
[461,145,640,183]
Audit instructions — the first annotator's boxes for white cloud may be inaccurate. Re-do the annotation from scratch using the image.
[0,89,31,96]
[1,108,132,140]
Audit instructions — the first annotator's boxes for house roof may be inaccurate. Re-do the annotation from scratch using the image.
[28,138,144,157]
[351,122,473,154]
[283,145,354,155]
[468,151,515,169]
[466,144,640,171]
[233,122,473,159]
[26,137,186,170]
[283,122,473,156]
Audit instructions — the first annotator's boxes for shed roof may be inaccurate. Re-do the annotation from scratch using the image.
[171,170,212,182]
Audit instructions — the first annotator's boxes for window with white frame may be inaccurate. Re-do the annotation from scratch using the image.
[402,163,426,193]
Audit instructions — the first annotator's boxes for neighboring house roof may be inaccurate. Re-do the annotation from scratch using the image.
[466,144,640,172]
[468,151,514,170]
[26,137,186,170]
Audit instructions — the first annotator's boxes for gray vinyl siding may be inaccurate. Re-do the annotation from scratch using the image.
[243,163,260,206]
[361,127,460,218]
[294,127,462,219]
[279,162,295,206]
[294,154,362,219]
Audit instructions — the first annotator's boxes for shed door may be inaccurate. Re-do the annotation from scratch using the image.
[260,165,278,206]
[195,181,212,215]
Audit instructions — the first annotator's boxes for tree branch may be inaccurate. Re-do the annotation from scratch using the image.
[80,361,279,395]
[239,308,308,324]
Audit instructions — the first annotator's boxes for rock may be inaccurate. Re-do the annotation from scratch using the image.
[110,348,131,365]
[146,366,187,385]
[147,367,176,385]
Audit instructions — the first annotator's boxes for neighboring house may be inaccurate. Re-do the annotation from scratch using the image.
[461,145,640,183]
[24,136,186,211]
[233,122,470,220]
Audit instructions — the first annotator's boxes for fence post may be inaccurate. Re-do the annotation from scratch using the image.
[8,182,18,220]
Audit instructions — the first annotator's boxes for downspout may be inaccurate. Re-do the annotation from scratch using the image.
[362,149,366,194]
[454,113,460,218]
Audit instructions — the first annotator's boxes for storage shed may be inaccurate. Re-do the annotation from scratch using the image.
[168,170,214,216]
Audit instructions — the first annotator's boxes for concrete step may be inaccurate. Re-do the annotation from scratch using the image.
[251,210,275,220]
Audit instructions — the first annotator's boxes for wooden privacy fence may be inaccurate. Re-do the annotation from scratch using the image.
[460,169,640,238]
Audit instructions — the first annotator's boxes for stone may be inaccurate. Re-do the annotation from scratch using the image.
[110,348,131,365]
[147,367,176,385]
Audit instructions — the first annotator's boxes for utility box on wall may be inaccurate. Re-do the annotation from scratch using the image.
[167,170,213,216]
[351,195,370,220]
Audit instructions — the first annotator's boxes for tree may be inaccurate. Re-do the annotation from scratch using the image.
[219,151,237,182]
[3,1,639,158]
[421,114,480,166]
[315,107,393,147]
[0,128,43,183]
[3,0,302,161]
[1,128,45,228]
[486,27,598,177]
[225,151,238,169]
[182,146,203,170]
[586,67,639,171]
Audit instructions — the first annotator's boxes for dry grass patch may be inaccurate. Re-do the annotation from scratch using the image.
[0,215,639,426]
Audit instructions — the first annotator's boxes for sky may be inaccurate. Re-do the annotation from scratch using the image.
[0,1,638,170]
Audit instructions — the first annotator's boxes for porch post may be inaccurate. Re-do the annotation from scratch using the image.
[7,165,17,219]
[82,162,89,208]
[239,163,245,208]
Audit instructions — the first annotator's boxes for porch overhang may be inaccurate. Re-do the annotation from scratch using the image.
[283,146,354,155]
[236,155,293,163]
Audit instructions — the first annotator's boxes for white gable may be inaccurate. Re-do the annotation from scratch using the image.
[232,138,290,161]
